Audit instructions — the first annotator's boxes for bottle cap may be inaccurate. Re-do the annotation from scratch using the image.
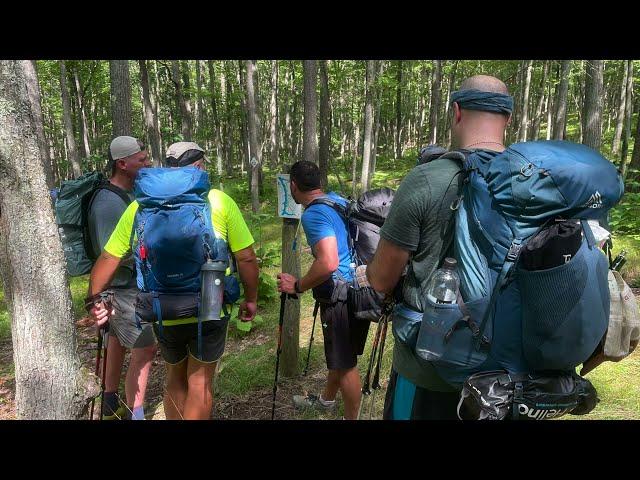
[443,257,457,270]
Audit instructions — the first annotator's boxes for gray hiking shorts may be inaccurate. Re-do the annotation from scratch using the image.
[108,288,156,349]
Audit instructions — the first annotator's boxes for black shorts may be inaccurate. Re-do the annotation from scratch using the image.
[320,300,371,370]
[382,369,461,420]
[152,319,228,365]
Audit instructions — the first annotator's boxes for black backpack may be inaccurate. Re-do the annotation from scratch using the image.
[55,172,131,276]
[308,188,395,321]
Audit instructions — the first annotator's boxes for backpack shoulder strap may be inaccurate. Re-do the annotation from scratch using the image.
[308,196,349,218]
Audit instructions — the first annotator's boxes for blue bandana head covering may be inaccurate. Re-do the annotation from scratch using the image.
[449,89,513,115]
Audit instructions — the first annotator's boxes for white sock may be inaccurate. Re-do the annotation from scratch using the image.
[318,395,335,406]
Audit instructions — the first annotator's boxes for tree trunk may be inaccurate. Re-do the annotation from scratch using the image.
[223,61,234,177]
[546,80,553,140]
[151,61,164,161]
[109,60,132,137]
[612,61,629,156]
[318,60,331,188]
[531,61,549,140]
[269,60,279,169]
[360,60,376,192]
[369,61,385,189]
[444,60,459,148]
[72,66,91,160]
[171,60,193,141]
[518,60,533,142]
[428,60,442,145]
[553,60,571,140]
[59,61,82,178]
[621,60,634,175]
[352,120,360,197]
[139,60,162,167]
[280,218,300,379]
[303,60,319,164]
[395,61,403,159]
[195,60,205,141]
[245,60,261,212]
[207,61,224,182]
[583,60,604,150]
[0,60,98,419]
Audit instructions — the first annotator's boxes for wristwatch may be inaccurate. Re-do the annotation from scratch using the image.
[294,279,303,294]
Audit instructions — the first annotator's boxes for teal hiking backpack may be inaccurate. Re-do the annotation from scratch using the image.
[55,171,131,276]
[414,140,624,389]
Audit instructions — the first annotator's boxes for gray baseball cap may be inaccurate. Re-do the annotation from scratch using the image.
[109,136,143,161]
[165,141,208,167]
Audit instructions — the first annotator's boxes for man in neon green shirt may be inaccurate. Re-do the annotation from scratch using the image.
[88,142,259,420]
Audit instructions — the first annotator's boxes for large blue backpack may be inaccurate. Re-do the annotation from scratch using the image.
[421,140,625,388]
[132,167,240,356]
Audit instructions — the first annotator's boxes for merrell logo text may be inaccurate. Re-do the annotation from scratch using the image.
[517,403,571,420]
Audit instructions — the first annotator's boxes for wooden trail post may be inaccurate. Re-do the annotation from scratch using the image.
[277,174,302,377]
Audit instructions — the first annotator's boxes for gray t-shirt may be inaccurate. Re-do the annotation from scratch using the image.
[87,186,135,289]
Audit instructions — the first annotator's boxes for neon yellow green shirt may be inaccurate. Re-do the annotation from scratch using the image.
[105,189,254,258]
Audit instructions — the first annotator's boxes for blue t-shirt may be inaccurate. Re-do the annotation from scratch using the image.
[301,192,353,281]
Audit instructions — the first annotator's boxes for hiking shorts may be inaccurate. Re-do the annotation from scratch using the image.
[320,300,370,370]
[382,369,461,420]
[152,318,229,365]
[109,288,156,349]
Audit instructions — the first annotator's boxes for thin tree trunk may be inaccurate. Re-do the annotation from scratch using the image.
[109,60,132,137]
[223,61,234,177]
[553,60,571,140]
[151,61,164,161]
[171,60,193,141]
[138,60,162,167]
[583,60,604,150]
[269,60,279,169]
[72,66,91,160]
[360,60,376,192]
[196,60,205,140]
[546,80,553,140]
[59,61,81,178]
[445,60,459,148]
[0,60,98,419]
[318,60,331,188]
[629,95,640,177]
[621,60,634,176]
[245,60,261,212]
[369,61,385,189]
[428,60,443,145]
[531,61,549,140]
[303,60,319,164]
[352,120,360,197]
[612,61,629,156]
[207,61,224,182]
[280,218,300,379]
[395,61,403,159]
[518,60,533,142]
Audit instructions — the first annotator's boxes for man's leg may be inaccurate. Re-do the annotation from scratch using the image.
[164,359,188,419]
[336,367,361,419]
[125,344,157,417]
[183,356,217,420]
[103,333,126,418]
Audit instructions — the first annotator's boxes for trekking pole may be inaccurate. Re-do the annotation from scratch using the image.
[303,301,320,376]
[98,325,109,421]
[369,314,389,419]
[272,291,297,420]
[357,316,384,420]
[89,328,103,420]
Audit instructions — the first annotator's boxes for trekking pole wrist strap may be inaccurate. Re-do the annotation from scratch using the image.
[84,290,114,313]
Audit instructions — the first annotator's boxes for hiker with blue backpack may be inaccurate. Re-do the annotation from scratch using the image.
[85,136,156,420]
[88,141,259,420]
[366,74,624,420]
[277,161,372,419]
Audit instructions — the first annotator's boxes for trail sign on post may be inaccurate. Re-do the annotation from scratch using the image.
[276,174,302,219]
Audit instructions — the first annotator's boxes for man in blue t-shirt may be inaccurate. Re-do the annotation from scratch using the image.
[277,161,370,420]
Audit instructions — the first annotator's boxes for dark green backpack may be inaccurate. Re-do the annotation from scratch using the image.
[54,171,130,276]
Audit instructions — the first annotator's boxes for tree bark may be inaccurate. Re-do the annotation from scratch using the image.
[151,61,164,161]
[303,60,319,165]
[360,60,376,192]
[72,66,91,160]
[518,60,533,142]
[207,61,224,182]
[318,60,331,188]
[627,94,640,177]
[612,61,629,156]
[59,61,82,178]
[444,60,459,148]
[427,60,443,145]
[582,60,604,150]
[352,120,360,197]
[195,60,205,140]
[369,61,385,189]
[109,60,132,138]
[621,60,634,175]
[0,60,98,419]
[171,60,193,141]
[269,60,279,169]
[280,218,300,379]
[531,61,549,140]
[395,61,403,159]
[553,60,571,140]
[139,60,162,167]
[223,61,234,177]
[245,60,261,213]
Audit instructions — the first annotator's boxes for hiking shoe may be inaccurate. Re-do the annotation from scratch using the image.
[292,393,336,412]
[101,404,128,420]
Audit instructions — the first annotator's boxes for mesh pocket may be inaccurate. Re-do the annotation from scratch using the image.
[518,239,609,370]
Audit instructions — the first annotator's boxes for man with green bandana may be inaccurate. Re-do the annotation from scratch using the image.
[366,75,513,420]
[88,142,259,420]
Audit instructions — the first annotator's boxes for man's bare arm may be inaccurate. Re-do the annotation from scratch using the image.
[234,245,259,303]
[366,237,410,294]
[88,251,123,296]
[299,236,339,291]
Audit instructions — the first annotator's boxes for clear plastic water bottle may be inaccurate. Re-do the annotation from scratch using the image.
[426,258,460,304]
[416,258,460,362]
